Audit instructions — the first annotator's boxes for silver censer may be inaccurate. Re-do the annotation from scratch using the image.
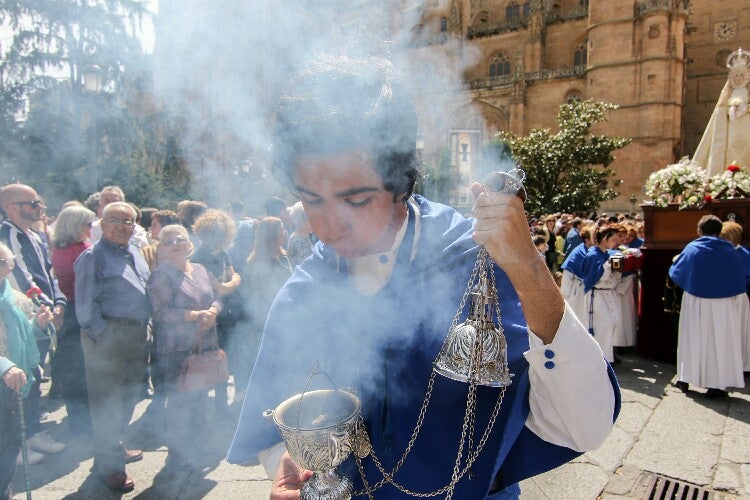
[433,264,512,387]
[264,382,371,500]
[434,169,524,387]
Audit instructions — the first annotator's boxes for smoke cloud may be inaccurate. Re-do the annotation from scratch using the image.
[150,1,518,406]
[149,1,501,206]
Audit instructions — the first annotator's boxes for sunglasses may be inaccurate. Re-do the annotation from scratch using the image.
[0,256,16,268]
[163,237,188,247]
[13,199,45,209]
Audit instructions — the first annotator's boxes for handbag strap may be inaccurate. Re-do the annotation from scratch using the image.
[191,324,205,353]
[191,322,221,353]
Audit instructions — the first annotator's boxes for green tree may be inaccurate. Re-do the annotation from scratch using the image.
[498,100,631,215]
[0,0,148,118]
[0,0,166,210]
[0,1,198,212]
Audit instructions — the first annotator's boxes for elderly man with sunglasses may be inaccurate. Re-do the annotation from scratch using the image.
[74,202,152,492]
[0,183,67,460]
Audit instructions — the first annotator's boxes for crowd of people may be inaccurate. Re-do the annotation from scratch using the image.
[0,53,748,500]
[0,175,746,499]
[0,182,315,495]
[552,209,750,397]
[534,213,645,365]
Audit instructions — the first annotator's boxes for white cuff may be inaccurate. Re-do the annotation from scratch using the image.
[524,302,615,452]
[258,441,287,480]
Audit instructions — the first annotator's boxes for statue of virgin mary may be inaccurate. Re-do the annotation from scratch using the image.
[693,48,750,177]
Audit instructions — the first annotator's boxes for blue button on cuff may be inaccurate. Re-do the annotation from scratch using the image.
[544,349,555,359]
[544,361,555,369]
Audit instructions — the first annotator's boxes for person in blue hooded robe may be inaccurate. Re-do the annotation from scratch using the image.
[575,226,625,363]
[670,215,750,397]
[227,54,620,499]
[559,225,593,323]
[719,220,750,371]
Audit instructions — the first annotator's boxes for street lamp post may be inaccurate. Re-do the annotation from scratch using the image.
[82,66,103,194]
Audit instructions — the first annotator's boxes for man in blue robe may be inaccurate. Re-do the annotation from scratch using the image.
[572,227,624,363]
[562,218,583,258]
[670,215,749,397]
[228,54,620,499]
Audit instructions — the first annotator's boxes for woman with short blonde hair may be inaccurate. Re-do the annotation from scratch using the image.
[50,205,97,437]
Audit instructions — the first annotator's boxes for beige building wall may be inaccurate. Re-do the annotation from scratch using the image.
[154,0,749,212]
[683,5,750,156]
[416,0,727,212]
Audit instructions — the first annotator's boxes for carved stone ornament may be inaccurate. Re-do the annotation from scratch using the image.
[714,21,737,42]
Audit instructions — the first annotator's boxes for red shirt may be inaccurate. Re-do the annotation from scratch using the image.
[51,242,91,303]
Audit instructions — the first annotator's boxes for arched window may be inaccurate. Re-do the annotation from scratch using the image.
[440,17,448,32]
[475,11,490,25]
[523,1,531,16]
[489,52,511,77]
[580,0,589,8]
[565,90,583,104]
[506,1,520,20]
[574,39,588,66]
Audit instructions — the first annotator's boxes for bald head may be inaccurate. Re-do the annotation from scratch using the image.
[0,183,44,229]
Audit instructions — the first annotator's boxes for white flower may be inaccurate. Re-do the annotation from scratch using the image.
[645,157,707,208]
[708,166,750,199]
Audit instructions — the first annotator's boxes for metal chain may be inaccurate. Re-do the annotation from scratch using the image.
[465,249,490,483]
[353,449,375,500]
[353,386,507,498]
[352,248,509,498]
[352,248,483,496]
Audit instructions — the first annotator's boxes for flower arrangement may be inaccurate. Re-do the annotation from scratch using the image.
[708,164,750,199]
[644,157,707,208]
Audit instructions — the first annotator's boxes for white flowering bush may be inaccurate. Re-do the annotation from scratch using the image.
[644,157,707,208]
[707,164,750,200]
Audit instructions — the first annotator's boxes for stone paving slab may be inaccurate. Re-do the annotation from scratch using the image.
[522,355,750,499]
[614,400,654,438]
[9,354,750,500]
[585,425,635,473]
[623,395,724,486]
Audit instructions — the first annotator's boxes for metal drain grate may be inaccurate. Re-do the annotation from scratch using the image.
[636,472,730,500]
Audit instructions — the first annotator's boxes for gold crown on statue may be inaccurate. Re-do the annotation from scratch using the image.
[727,48,750,70]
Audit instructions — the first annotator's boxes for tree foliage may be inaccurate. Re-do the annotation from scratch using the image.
[0,0,148,117]
[0,1,195,211]
[498,100,631,215]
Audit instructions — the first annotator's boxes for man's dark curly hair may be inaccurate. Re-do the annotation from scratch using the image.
[271,54,420,202]
[697,215,723,237]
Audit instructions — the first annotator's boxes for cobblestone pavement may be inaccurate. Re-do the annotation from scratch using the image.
[9,352,750,499]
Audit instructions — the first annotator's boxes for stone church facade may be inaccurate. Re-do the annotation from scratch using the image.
[412,0,749,211]
[153,0,750,212]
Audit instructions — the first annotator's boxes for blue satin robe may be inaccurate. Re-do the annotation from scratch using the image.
[227,196,619,499]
